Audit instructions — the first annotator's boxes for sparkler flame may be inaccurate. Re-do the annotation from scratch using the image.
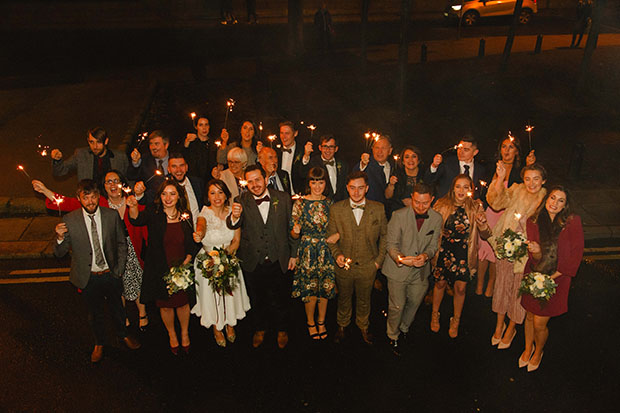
[479,180,488,187]
[344,258,352,271]
[525,125,534,132]
[180,212,190,221]
[307,124,316,131]
[393,155,400,161]
[239,180,248,188]
[467,191,473,198]
[267,135,276,141]
[190,112,196,119]
[514,213,522,220]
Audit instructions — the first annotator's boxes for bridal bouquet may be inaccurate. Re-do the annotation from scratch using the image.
[519,272,557,304]
[495,228,528,262]
[163,263,195,296]
[196,247,241,296]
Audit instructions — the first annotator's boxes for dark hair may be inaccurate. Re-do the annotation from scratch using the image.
[459,135,478,148]
[204,179,232,207]
[244,164,266,178]
[154,178,189,215]
[88,127,108,144]
[319,134,338,146]
[168,152,186,162]
[76,179,100,197]
[533,185,573,240]
[346,171,368,185]
[398,145,423,169]
[196,114,210,123]
[234,120,259,152]
[521,163,547,182]
[149,130,169,144]
[412,182,433,196]
[306,167,328,195]
[495,135,523,169]
[102,169,129,198]
[279,120,297,132]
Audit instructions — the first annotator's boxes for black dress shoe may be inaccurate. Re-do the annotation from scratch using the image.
[389,339,401,356]
[360,329,373,345]
[334,326,346,344]
[122,336,141,350]
[91,345,104,363]
[400,331,408,344]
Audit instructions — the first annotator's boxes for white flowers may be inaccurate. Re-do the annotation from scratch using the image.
[519,272,557,304]
[495,228,528,262]
[163,263,195,296]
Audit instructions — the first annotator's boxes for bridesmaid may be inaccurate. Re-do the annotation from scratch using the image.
[128,179,200,355]
[518,186,584,372]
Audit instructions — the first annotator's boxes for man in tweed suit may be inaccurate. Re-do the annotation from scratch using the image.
[327,171,387,345]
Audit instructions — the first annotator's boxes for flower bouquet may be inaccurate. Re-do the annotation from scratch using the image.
[163,263,195,296]
[519,272,558,304]
[196,247,241,296]
[495,228,528,262]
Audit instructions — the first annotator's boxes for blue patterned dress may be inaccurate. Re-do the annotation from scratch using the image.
[290,198,336,302]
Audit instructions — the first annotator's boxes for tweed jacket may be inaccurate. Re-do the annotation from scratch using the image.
[52,147,129,181]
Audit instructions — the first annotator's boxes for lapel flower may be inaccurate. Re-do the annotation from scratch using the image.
[336,161,342,172]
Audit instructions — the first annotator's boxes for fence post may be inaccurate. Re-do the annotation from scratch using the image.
[478,39,486,57]
[534,35,543,54]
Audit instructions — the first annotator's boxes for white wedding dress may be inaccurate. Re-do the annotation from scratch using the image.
[191,207,251,330]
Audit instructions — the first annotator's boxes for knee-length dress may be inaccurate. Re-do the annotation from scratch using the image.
[290,198,336,302]
[433,206,471,286]
[191,207,251,329]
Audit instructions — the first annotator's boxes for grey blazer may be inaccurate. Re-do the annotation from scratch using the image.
[54,207,127,289]
[52,147,129,181]
[382,207,442,282]
[227,188,298,274]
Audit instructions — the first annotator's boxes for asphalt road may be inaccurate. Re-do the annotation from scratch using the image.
[1,253,618,412]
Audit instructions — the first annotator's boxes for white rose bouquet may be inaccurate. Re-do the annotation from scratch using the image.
[519,272,558,304]
[196,247,241,296]
[495,228,528,262]
[163,263,195,296]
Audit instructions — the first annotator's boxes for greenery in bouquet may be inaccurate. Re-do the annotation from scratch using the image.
[495,228,528,262]
[519,272,558,304]
[163,263,195,296]
[196,247,241,296]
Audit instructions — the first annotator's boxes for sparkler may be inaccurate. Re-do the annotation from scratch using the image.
[180,212,190,221]
[393,155,400,162]
[343,258,352,271]
[238,180,248,188]
[215,140,222,148]
[17,165,32,179]
[307,124,316,140]
[37,144,50,157]
[525,123,534,151]
[507,131,515,143]
[467,191,473,198]
[136,131,148,148]
[292,194,302,200]
[121,185,132,195]
[224,98,235,129]
[267,134,276,148]
[53,195,64,217]
[441,142,463,155]
[145,169,163,183]
[258,122,263,140]
[190,112,197,128]
[514,213,522,221]
[364,131,380,152]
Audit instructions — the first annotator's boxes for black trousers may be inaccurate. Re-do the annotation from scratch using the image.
[81,272,127,345]
[244,260,290,332]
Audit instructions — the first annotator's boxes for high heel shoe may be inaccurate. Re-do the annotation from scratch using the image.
[225,326,236,343]
[317,320,328,340]
[448,316,460,338]
[170,345,179,356]
[519,346,535,368]
[491,323,506,346]
[181,344,191,354]
[307,323,320,340]
[498,329,516,350]
[527,351,544,372]
[430,311,440,333]
[139,315,149,332]
[214,329,226,347]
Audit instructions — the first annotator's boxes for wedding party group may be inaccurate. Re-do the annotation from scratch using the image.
[37,115,584,373]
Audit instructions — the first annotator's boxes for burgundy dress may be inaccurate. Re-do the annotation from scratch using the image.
[521,215,584,317]
[156,222,189,308]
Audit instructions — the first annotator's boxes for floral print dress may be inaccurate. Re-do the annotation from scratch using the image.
[290,198,336,302]
[433,206,471,286]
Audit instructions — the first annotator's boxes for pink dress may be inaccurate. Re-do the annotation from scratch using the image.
[477,207,503,262]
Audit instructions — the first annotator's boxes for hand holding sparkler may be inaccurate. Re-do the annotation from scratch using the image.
[55,222,68,242]
[133,181,146,197]
[360,153,370,169]
[184,133,198,148]
[220,128,229,145]
[431,153,443,168]
[50,149,62,161]
[495,161,507,182]
[303,141,313,161]
[130,148,141,164]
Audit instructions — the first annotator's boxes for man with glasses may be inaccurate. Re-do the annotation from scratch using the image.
[299,134,348,201]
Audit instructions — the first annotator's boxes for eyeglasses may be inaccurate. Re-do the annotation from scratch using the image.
[105,179,121,185]
[320,145,337,149]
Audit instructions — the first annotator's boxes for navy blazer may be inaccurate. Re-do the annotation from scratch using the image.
[424,156,488,200]
[353,157,394,205]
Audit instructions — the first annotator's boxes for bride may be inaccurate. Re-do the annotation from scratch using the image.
[192,179,251,346]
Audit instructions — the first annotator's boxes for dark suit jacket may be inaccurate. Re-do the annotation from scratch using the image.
[267,170,292,195]
[353,157,394,205]
[297,155,349,201]
[227,188,299,274]
[129,206,200,302]
[183,137,218,183]
[54,207,127,289]
[277,141,306,194]
[52,147,129,182]
[423,156,488,200]
[127,152,167,204]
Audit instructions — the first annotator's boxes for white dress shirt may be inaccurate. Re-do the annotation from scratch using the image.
[179,176,199,227]
[82,207,109,272]
[254,190,271,224]
[459,160,474,179]
[323,157,338,194]
[379,161,390,184]
[349,199,366,226]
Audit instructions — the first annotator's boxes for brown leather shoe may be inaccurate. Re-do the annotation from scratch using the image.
[277,331,289,349]
[91,345,104,363]
[334,326,346,344]
[122,336,141,350]
[360,329,374,345]
[252,330,265,348]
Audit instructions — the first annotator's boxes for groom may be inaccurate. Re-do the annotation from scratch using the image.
[227,164,299,349]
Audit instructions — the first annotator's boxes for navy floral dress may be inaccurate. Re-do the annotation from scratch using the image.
[290,198,336,302]
[433,206,471,286]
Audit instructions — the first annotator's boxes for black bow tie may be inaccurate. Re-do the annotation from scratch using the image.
[281,148,292,154]
[255,195,270,205]
[415,213,429,220]
[323,159,335,167]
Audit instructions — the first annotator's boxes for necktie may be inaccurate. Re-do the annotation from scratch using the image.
[415,213,429,219]
[351,203,365,210]
[255,195,270,206]
[463,164,470,177]
[324,159,335,167]
[156,159,164,173]
[282,148,292,154]
[88,214,106,268]
[268,175,277,189]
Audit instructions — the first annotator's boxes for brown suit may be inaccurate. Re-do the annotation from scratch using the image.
[327,199,387,330]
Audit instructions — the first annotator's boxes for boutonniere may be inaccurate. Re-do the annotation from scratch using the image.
[282,174,289,186]
[272,198,280,210]
[336,162,342,172]
[294,153,302,163]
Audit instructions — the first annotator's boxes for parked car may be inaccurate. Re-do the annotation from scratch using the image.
[444,0,538,26]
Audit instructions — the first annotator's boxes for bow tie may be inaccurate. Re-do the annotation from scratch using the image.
[415,213,429,219]
[281,148,292,154]
[323,159,335,167]
[351,203,365,210]
[255,195,270,205]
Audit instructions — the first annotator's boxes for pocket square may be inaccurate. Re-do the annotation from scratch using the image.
[426,230,434,235]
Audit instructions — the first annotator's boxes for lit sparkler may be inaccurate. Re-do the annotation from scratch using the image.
[180,212,190,222]
[239,180,248,188]
[441,142,463,155]
[514,213,522,221]
[267,134,276,148]
[17,165,32,179]
[343,258,352,271]
[307,124,316,139]
[258,122,263,140]
[525,123,534,151]
[224,98,235,129]
[37,144,50,157]
[145,169,163,183]
[53,195,64,217]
